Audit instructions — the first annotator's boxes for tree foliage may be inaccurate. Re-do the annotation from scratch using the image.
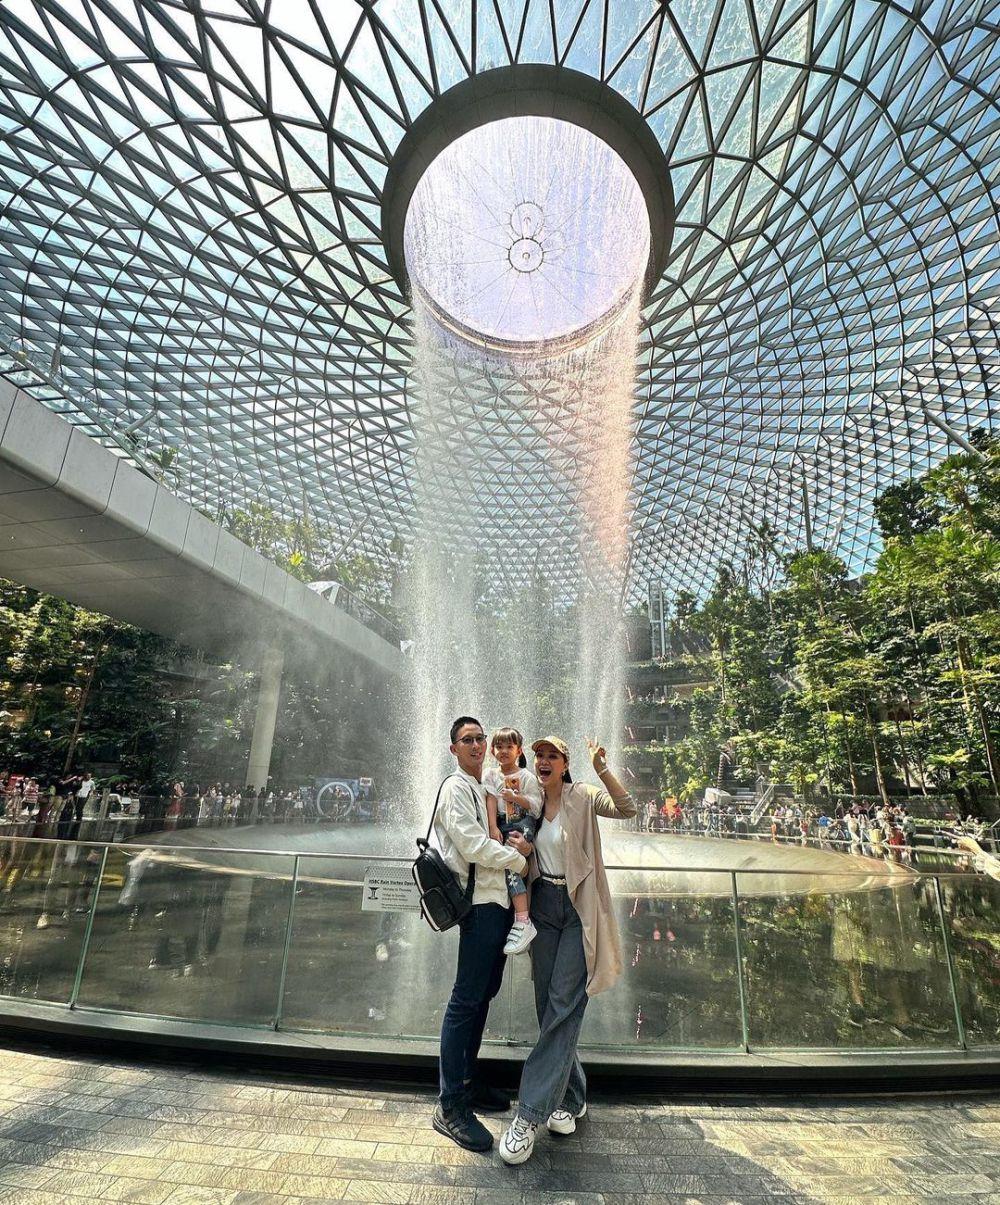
[659,438,1000,808]
[217,501,399,618]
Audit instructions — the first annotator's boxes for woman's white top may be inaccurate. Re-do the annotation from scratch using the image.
[534,810,566,876]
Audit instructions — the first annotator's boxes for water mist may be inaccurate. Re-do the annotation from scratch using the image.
[401,116,649,797]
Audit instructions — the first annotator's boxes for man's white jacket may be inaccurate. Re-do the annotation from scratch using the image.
[432,767,527,908]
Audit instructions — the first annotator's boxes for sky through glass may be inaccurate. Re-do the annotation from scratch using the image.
[0,0,996,602]
[404,117,650,353]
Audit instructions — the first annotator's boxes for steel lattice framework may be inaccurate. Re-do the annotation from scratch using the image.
[0,0,997,602]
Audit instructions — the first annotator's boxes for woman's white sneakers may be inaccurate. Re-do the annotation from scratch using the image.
[498,1115,537,1164]
[546,1101,587,1134]
[500,1102,587,1163]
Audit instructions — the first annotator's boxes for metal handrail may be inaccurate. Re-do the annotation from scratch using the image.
[0,832,986,877]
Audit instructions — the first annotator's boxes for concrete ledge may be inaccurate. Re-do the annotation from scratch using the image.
[2,999,998,1092]
[147,488,192,555]
[238,548,268,597]
[60,428,118,511]
[0,377,17,434]
[0,387,406,675]
[212,528,247,585]
[0,392,71,486]
[106,459,157,534]
[181,508,221,569]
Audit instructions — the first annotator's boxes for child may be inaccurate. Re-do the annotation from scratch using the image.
[484,727,542,955]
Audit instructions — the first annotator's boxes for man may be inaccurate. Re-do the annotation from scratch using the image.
[900,808,917,864]
[432,715,532,1153]
[76,771,95,807]
[70,771,94,837]
[846,811,862,854]
[659,799,671,832]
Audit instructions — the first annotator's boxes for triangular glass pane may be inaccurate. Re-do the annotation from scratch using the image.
[644,15,694,111]
[607,11,660,108]
[708,0,756,69]
[517,0,555,63]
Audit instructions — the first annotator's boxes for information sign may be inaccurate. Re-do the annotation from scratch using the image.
[362,863,420,912]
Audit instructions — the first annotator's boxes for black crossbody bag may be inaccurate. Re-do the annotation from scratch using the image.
[411,776,483,932]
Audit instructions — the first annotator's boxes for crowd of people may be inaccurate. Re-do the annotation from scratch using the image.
[0,770,97,839]
[642,795,995,863]
[0,770,384,837]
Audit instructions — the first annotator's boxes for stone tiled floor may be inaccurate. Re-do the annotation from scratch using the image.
[0,1044,997,1203]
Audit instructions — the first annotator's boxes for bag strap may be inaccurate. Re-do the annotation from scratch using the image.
[423,775,451,843]
[424,775,488,840]
[463,782,481,901]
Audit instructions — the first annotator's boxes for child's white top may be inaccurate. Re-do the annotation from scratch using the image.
[483,767,543,818]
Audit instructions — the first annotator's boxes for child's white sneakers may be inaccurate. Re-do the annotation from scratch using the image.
[499,1115,537,1164]
[503,918,537,955]
[547,1101,587,1134]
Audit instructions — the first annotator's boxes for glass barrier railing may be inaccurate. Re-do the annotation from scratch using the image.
[6,796,992,865]
[1,836,997,1053]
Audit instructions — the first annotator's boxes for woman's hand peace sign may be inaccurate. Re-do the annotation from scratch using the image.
[587,739,608,775]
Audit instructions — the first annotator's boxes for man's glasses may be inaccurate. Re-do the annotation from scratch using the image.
[456,734,488,746]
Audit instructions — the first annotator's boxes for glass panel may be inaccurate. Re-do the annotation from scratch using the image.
[279,855,450,1039]
[0,838,103,1003]
[738,871,959,1048]
[937,874,1000,1048]
[1,837,996,1059]
[505,869,743,1050]
[77,844,294,1026]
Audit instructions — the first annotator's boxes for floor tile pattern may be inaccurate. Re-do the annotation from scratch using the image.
[0,1043,997,1204]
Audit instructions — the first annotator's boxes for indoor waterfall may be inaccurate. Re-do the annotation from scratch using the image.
[401,115,650,795]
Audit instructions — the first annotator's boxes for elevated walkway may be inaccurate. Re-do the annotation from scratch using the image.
[0,380,404,676]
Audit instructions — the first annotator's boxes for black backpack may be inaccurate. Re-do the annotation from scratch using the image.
[411,776,482,932]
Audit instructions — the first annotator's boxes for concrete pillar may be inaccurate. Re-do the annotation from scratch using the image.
[245,647,284,790]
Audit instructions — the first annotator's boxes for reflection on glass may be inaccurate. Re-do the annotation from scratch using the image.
[738,873,957,1048]
[508,870,744,1049]
[279,855,447,1040]
[0,837,997,1058]
[599,870,743,1048]
[78,846,294,1026]
[0,838,102,1003]
[937,875,1000,1047]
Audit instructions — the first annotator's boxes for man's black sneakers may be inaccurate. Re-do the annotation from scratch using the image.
[432,1102,494,1152]
[466,1083,511,1113]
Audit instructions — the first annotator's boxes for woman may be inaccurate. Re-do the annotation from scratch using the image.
[499,735,636,1165]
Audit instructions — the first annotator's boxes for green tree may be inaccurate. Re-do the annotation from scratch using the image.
[219,502,398,619]
[872,523,1000,794]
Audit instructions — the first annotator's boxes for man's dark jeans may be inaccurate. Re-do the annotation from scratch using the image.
[439,901,511,1112]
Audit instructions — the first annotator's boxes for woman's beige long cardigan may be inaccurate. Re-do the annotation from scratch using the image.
[527,769,637,996]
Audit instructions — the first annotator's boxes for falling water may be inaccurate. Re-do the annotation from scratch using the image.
[401,116,649,797]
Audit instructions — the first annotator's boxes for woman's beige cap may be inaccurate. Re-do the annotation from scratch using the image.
[531,736,569,759]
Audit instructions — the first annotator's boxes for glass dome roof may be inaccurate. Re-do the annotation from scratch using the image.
[0,0,996,599]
